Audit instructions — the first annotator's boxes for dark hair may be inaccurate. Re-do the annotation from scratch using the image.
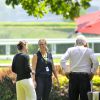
[17,40,27,50]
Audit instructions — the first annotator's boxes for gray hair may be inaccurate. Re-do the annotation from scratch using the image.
[75,35,87,46]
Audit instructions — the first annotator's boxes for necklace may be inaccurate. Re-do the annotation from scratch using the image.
[42,53,47,61]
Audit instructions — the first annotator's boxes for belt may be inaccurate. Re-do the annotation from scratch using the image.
[70,72,89,75]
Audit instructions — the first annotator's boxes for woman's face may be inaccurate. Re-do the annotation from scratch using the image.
[23,43,28,53]
[38,40,46,51]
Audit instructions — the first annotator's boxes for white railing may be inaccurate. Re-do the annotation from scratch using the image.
[0,38,100,58]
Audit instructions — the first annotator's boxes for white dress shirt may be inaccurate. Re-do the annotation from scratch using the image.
[60,46,99,74]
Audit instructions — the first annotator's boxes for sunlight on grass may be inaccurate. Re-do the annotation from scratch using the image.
[0,22,76,39]
[0,58,60,65]
[0,60,12,64]
[0,56,100,65]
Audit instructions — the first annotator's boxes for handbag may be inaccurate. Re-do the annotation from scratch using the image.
[87,82,100,100]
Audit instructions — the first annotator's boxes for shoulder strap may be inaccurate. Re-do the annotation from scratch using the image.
[47,52,52,58]
[71,48,87,70]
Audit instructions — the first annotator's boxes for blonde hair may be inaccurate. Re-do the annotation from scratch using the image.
[38,39,47,45]
[38,39,48,51]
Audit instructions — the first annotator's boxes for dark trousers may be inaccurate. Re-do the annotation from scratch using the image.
[35,76,52,100]
[68,72,91,100]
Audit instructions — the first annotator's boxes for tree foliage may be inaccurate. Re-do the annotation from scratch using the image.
[5,0,92,20]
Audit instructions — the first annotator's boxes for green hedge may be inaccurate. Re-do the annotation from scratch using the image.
[50,75,69,100]
[0,75,100,100]
[1,43,100,55]
[0,76,16,100]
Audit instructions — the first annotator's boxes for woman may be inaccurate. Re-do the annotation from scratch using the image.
[32,39,59,100]
[12,40,36,100]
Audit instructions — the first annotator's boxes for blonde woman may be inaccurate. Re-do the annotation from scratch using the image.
[12,40,36,100]
[32,39,59,100]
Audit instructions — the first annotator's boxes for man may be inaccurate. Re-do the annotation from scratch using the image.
[60,35,99,100]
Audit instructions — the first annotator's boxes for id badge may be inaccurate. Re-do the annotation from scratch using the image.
[46,67,49,72]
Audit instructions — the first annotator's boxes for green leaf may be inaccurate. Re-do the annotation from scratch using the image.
[5,0,92,20]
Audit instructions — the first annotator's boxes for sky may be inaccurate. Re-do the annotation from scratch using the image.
[90,0,100,7]
[0,0,100,22]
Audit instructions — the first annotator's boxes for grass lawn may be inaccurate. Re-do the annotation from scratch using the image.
[0,56,100,65]
[0,58,60,65]
[0,59,12,64]
[0,22,76,39]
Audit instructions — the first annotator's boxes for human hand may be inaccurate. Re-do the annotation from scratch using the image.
[56,79,60,87]
[89,73,94,81]
[33,80,37,88]
[65,72,70,79]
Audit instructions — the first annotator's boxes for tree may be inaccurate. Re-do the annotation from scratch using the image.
[5,0,92,20]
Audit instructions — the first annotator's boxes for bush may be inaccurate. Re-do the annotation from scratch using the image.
[49,75,69,100]
[92,75,100,91]
[0,76,16,100]
[92,75,100,86]
[49,85,69,100]
[0,45,5,55]
[0,68,16,100]
[49,75,100,100]
[0,67,100,100]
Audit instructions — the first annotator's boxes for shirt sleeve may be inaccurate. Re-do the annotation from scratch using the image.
[12,56,16,73]
[90,49,99,74]
[60,48,70,73]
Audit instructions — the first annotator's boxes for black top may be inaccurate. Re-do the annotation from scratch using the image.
[12,53,31,81]
[35,51,53,77]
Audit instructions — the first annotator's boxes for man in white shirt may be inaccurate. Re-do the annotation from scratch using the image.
[60,35,99,100]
